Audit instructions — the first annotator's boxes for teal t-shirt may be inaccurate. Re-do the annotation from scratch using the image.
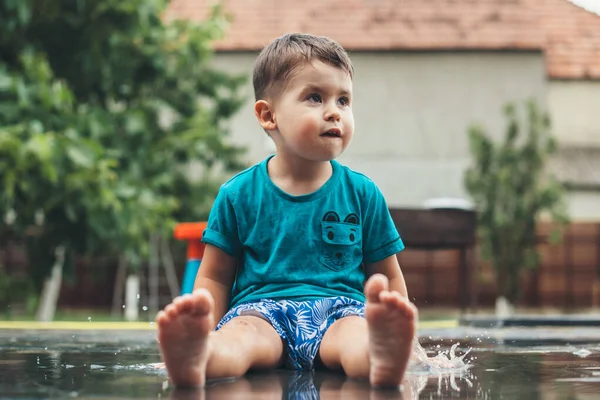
[202,156,405,308]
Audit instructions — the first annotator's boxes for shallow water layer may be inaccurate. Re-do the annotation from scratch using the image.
[0,332,599,399]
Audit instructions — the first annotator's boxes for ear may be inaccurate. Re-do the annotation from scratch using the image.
[254,100,277,131]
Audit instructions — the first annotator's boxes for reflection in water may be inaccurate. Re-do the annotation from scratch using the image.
[170,371,408,400]
[162,338,473,400]
[167,368,476,400]
[164,338,474,400]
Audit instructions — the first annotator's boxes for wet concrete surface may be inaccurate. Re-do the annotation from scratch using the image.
[1,326,600,399]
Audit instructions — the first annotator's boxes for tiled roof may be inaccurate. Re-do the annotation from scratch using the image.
[166,0,600,80]
[540,1,600,79]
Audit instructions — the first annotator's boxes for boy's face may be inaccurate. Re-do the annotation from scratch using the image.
[265,61,354,162]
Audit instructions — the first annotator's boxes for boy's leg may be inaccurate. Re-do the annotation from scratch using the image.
[318,274,417,388]
[157,289,284,387]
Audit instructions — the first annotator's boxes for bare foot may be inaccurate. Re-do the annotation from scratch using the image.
[157,289,215,387]
[365,274,417,388]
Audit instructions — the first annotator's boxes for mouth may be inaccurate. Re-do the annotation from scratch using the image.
[320,128,342,138]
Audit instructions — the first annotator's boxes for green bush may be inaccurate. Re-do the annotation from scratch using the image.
[465,100,569,304]
[0,0,247,291]
[0,269,37,316]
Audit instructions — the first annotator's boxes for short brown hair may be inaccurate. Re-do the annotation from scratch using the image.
[252,33,354,101]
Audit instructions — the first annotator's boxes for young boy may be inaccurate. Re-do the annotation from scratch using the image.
[156,33,417,390]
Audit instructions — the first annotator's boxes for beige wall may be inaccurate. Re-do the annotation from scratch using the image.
[565,191,600,221]
[337,52,547,208]
[549,81,600,146]
[548,81,600,220]
[209,51,599,220]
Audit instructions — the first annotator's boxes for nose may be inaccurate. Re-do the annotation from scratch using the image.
[324,101,341,122]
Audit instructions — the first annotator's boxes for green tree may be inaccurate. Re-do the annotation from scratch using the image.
[0,0,247,318]
[464,100,569,305]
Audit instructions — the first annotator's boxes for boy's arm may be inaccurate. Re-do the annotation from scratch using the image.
[193,243,237,328]
[365,255,408,297]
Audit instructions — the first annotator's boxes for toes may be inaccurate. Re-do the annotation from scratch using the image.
[406,302,418,320]
[191,289,214,315]
[381,291,402,305]
[380,292,417,320]
[397,298,417,320]
[380,291,402,310]
[156,310,168,326]
[174,294,193,313]
[365,274,389,303]
[159,290,215,321]
[164,303,177,317]
[379,290,403,304]
[192,288,212,299]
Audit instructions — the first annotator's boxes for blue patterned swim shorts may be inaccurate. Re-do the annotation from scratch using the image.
[215,297,365,370]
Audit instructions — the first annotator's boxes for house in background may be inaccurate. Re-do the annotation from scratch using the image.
[167,0,600,221]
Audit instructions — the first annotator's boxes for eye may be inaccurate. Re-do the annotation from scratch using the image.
[307,93,322,103]
[349,233,355,242]
[338,96,350,106]
[327,231,334,240]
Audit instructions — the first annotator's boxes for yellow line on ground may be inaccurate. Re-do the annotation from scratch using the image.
[0,319,458,331]
[0,321,155,330]
[418,320,458,329]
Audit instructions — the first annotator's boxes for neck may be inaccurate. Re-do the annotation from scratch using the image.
[268,155,333,196]
[270,155,332,181]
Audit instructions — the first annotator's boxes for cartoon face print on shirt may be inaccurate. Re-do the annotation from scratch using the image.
[319,211,363,271]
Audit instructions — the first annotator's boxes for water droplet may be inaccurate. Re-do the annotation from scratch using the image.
[142,306,148,311]
[87,317,92,322]
[122,305,125,309]
[137,293,140,300]
[573,348,592,358]
[149,322,155,326]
